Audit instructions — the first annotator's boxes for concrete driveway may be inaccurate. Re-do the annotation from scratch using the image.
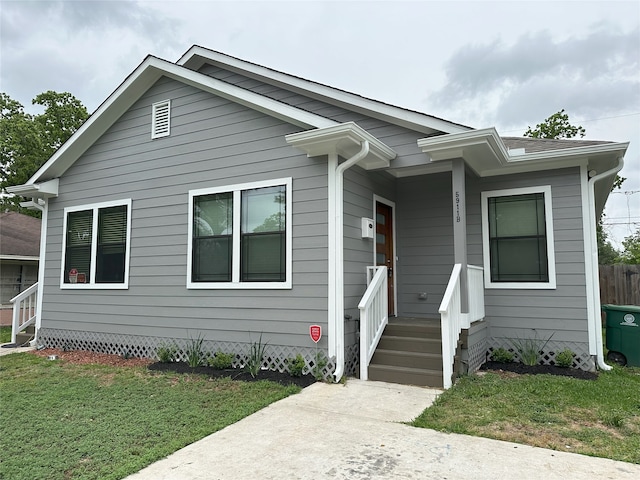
[126,379,639,479]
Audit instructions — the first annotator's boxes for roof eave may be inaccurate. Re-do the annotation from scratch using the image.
[22,56,338,186]
[286,122,397,169]
[178,46,472,135]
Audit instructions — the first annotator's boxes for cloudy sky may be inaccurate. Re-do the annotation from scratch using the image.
[1,0,639,248]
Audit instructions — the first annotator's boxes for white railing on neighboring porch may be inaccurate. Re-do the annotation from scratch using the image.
[439,265,484,389]
[358,266,388,380]
[10,282,38,345]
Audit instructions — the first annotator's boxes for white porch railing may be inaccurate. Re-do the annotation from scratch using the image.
[439,265,484,389]
[358,266,388,380]
[10,282,38,345]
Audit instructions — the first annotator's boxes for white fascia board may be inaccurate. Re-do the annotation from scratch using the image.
[158,60,337,130]
[507,142,629,164]
[23,56,337,187]
[6,178,59,198]
[285,122,397,169]
[418,129,629,178]
[178,46,472,135]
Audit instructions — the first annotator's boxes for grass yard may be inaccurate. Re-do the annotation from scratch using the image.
[0,352,300,480]
[413,365,640,464]
[0,325,11,343]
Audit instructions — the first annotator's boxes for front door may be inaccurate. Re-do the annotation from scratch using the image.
[376,201,395,316]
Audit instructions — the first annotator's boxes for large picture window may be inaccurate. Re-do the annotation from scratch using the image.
[61,199,131,289]
[481,186,556,289]
[188,178,292,289]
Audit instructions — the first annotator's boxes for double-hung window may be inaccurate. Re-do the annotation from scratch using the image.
[188,178,292,289]
[61,199,132,289]
[481,186,556,289]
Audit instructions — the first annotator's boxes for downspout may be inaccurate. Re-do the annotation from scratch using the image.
[331,140,370,382]
[30,197,47,347]
[587,157,624,371]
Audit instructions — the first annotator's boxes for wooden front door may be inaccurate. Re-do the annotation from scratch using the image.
[376,201,395,316]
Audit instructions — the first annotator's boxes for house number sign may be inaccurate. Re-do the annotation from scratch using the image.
[309,325,322,343]
[455,191,461,223]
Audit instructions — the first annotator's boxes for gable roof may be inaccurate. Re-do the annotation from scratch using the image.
[177,46,472,136]
[16,55,342,190]
[0,212,41,259]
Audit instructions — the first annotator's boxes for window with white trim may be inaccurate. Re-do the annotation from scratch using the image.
[61,199,132,288]
[188,178,292,289]
[151,100,171,138]
[481,186,556,289]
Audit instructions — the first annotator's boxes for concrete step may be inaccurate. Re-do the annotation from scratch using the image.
[368,364,444,388]
[371,349,443,371]
[377,335,442,354]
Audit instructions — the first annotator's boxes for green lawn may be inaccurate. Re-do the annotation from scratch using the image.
[0,325,11,343]
[413,365,640,464]
[0,353,300,480]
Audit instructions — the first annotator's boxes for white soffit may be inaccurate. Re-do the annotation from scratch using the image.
[417,128,629,177]
[286,122,397,170]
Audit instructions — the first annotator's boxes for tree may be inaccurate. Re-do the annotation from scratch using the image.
[0,91,88,214]
[524,109,586,139]
[619,229,640,264]
[596,222,621,265]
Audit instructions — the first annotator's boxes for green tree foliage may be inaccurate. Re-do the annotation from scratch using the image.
[1,91,88,214]
[524,109,586,139]
[597,222,621,265]
[619,229,640,264]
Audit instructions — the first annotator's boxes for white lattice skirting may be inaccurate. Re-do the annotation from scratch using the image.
[487,337,595,371]
[38,328,362,381]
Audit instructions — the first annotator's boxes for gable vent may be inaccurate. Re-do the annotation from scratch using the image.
[152,100,171,138]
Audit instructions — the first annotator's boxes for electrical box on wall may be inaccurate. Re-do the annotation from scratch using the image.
[361,218,374,239]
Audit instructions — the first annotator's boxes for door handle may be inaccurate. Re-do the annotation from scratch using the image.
[388,267,393,278]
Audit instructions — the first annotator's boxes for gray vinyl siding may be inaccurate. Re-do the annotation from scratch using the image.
[41,76,330,349]
[342,166,396,346]
[466,167,589,343]
[395,172,454,318]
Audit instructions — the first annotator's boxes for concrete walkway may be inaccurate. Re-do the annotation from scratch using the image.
[0,343,35,355]
[126,379,639,480]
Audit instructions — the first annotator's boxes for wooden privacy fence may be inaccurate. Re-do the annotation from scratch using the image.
[599,265,640,305]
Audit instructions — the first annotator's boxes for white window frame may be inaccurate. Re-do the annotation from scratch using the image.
[60,199,132,289]
[151,99,171,139]
[187,178,292,289]
[481,185,556,289]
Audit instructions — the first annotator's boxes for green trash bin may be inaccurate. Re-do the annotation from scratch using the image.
[602,304,640,367]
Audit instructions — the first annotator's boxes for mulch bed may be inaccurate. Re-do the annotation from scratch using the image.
[147,361,317,388]
[480,361,598,380]
[29,348,316,388]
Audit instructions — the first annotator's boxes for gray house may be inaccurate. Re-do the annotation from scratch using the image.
[9,46,628,388]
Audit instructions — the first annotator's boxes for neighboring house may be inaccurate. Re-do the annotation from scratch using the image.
[8,46,628,387]
[0,212,41,325]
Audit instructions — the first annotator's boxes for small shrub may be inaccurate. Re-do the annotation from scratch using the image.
[245,334,267,378]
[157,342,178,363]
[490,347,514,363]
[512,332,554,366]
[209,351,234,370]
[185,334,205,368]
[287,354,306,377]
[555,349,574,368]
[312,351,328,381]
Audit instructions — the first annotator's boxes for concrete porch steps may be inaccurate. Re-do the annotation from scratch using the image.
[367,317,444,388]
